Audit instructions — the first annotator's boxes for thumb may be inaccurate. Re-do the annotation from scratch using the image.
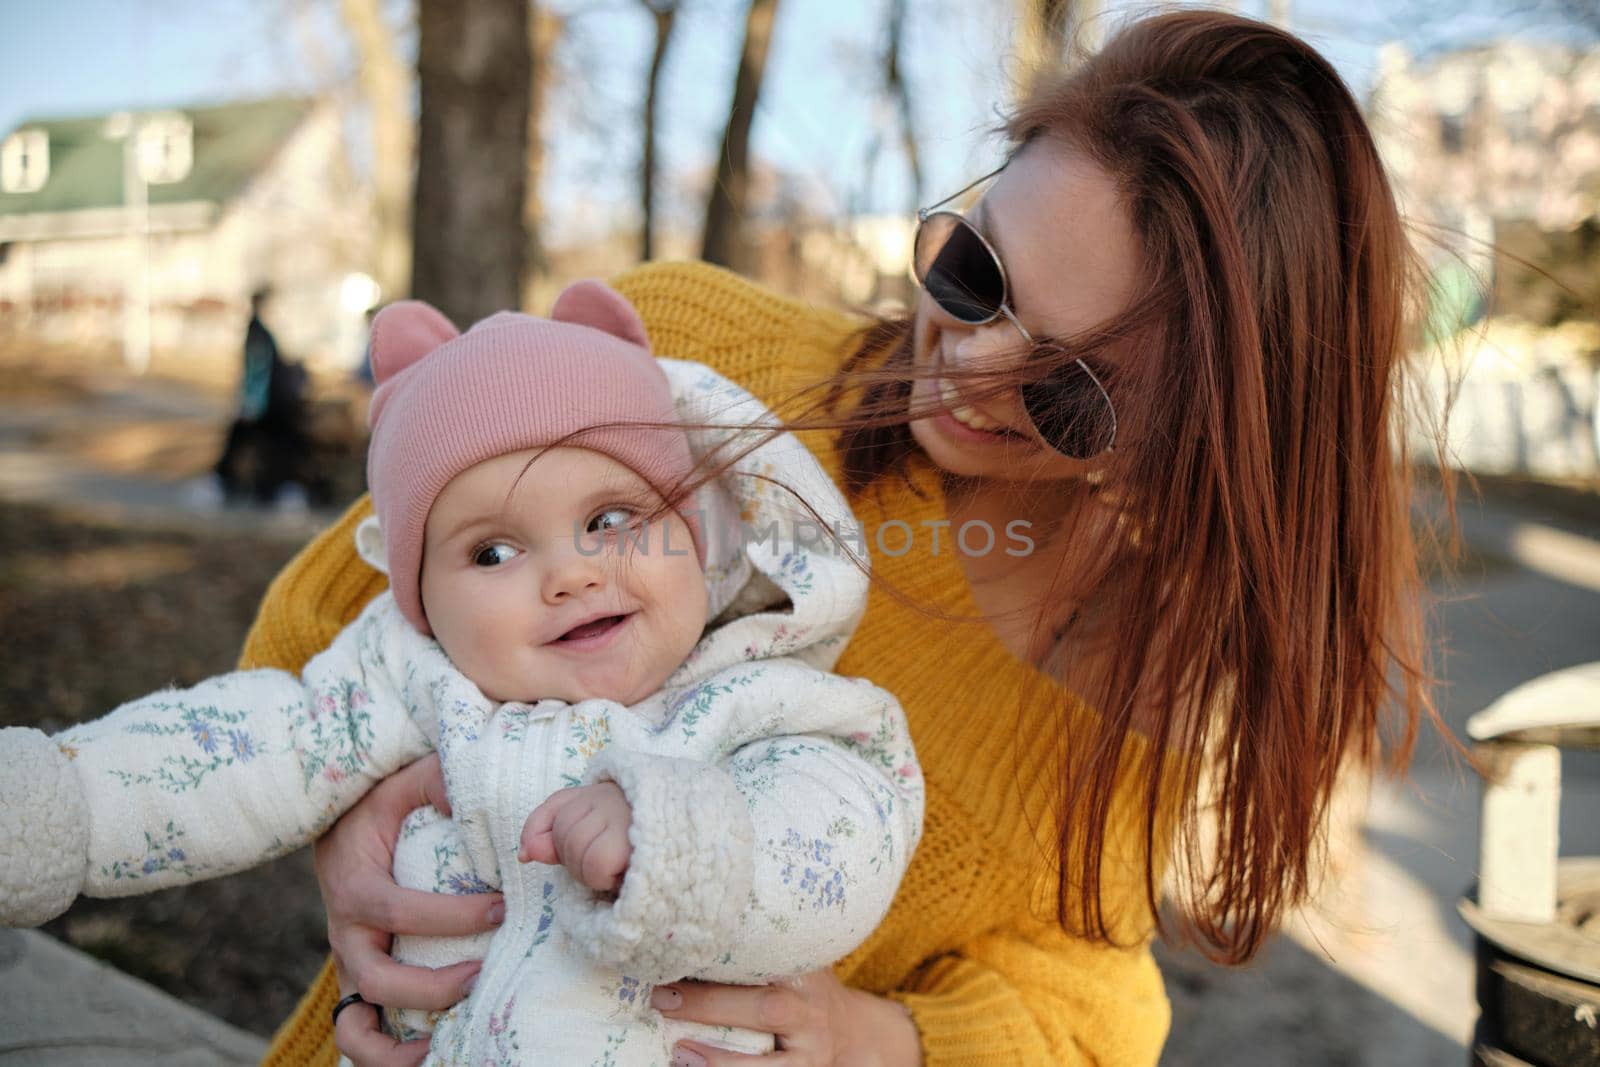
[415,753,452,818]
[519,799,561,864]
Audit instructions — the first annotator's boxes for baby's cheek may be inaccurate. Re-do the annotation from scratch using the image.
[670,558,711,639]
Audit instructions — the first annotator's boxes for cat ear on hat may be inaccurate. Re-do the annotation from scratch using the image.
[369,300,459,385]
[550,280,651,350]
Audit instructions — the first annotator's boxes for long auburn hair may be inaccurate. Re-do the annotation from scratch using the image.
[763,10,1451,964]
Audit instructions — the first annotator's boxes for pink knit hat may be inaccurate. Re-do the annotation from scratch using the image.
[366,280,700,635]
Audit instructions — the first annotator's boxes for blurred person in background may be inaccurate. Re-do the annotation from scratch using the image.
[250,10,1453,1066]
[215,287,310,505]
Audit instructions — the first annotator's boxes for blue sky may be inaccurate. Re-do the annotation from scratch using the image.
[0,0,1586,240]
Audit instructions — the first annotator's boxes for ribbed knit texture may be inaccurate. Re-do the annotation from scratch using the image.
[255,261,1173,1067]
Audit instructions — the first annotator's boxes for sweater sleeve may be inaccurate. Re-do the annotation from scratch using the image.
[887,770,1173,1067]
[238,497,389,675]
[890,913,1170,1067]
[2,599,433,922]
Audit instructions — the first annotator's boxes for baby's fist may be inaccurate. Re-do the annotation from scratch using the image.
[519,782,633,893]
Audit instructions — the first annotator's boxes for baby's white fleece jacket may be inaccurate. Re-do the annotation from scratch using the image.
[0,359,923,1066]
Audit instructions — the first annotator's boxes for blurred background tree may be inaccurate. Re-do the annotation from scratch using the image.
[339,0,413,303]
[638,0,680,262]
[700,0,782,271]
[412,0,531,327]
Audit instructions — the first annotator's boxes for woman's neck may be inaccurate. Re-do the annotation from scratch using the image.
[938,468,1177,738]
[938,471,1091,667]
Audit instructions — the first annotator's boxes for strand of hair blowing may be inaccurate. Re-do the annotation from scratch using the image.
[987,12,1444,964]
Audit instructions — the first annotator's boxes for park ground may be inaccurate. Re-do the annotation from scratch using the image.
[1,353,1597,1064]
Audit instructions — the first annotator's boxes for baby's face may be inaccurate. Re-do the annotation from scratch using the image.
[419,447,708,706]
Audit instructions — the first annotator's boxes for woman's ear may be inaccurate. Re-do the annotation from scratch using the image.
[355,515,390,575]
[369,301,459,385]
[550,279,651,350]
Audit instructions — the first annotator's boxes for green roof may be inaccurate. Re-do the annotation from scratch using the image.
[0,97,314,217]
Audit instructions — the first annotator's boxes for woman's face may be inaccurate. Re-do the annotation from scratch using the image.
[909,138,1142,483]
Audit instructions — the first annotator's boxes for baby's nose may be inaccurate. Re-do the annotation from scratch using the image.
[541,549,605,603]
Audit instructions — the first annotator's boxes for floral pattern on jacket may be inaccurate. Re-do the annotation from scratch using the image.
[3,359,923,1067]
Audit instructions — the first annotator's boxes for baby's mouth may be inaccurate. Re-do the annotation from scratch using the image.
[555,614,630,642]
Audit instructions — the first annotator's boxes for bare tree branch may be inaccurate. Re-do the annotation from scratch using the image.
[702,0,782,271]
[340,0,415,300]
[524,6,563,293]
[1015,0,1071,100]
[886,0,922,207]
[639,0,680,262]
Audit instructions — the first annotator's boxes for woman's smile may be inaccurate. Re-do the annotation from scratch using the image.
[936,377,1018,437]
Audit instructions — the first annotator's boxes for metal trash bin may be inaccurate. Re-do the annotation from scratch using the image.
[1460,662,1600,1067]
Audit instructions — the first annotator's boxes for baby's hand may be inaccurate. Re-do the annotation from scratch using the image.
[518,782,633,893]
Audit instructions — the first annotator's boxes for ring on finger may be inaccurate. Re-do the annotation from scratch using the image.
[332,991,370,1026]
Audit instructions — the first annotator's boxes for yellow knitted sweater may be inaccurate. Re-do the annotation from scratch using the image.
[253,262,1172,1067]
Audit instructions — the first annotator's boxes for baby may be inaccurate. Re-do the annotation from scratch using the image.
[0,282,923,1065]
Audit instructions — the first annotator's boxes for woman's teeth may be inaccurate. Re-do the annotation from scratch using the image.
[939,379,1006,433]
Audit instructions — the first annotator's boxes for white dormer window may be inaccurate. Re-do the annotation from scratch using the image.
[136,113,193,184]
[1,129,49,194]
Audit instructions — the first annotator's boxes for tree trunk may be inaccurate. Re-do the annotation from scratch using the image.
[701,0,781,271]
[885,0,921,207]
[522,7,562,303]
[640,1,680,262]
[1016,0,1071,97]
[341,0,414,302]
[412,0,530,327]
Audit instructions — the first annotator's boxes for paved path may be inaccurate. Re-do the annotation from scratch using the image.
[0,929,265,1064]
[1159,478,1600,1065]
[0,368,337,540]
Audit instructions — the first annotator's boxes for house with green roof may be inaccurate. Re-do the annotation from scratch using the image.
[0,96,376,374]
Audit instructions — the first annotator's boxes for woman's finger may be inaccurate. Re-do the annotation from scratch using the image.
[356,880,506,938]
[339,940,483,1011]
[672,1041,805,1066]
[368,753,452,833]
[412,753,453,819]
[655,981,803,1034]
[333,998,431,1067]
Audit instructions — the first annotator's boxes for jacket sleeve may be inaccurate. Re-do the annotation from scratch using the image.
[0,599,433,926]
[565,663,924,984]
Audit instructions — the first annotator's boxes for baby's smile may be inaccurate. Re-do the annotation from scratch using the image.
[546,610,634,649]
[419,447,710,707]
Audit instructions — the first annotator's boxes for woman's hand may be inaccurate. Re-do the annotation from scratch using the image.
[318,753,505,1067]
[652,970,922,1067]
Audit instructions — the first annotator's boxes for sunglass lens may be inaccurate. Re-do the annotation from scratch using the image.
[915,214,1004,324]
[1021,360,1116,460]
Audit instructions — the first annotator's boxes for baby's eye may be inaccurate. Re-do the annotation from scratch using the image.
[472,542,519,567]
[585,507,636,534]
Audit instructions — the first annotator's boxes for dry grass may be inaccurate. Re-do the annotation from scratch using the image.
[0,504,329,1036]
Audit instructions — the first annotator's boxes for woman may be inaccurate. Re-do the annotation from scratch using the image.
[253,11,1443,1065]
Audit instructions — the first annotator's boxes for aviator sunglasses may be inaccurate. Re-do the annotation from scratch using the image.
[912,165,1118,460]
